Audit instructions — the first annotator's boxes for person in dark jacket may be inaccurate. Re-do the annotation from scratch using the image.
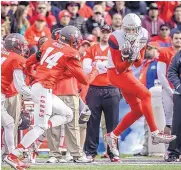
[86,4,105,34]
[66,2,88,37]
[108,1,131,17]
[166,50,181,162]
[51,10,71,33]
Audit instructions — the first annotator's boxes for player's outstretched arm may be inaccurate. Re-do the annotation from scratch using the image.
[66,58,89,85]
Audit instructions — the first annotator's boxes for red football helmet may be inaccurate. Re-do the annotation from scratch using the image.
[4,33,29,57]
[58,25,83,49]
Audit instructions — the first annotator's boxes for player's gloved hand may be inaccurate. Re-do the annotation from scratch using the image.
[79,105,91,124]
[96,61,108,74]
[96,61,107,69]
[121,42,134,62]
[128,46,140,63]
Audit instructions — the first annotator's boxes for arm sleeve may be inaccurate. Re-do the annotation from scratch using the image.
[157,61,173,95]
[13,69,32,98]
[108,34,132,73]
[66,58,89,85]
[168,52,181,89]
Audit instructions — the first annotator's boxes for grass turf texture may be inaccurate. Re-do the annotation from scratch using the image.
[1,165,181,170]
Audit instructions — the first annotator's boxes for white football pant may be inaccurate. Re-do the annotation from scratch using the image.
[19,82,73,149]
[1,93,15,153]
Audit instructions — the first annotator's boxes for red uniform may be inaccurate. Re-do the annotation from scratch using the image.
[107,28,158,135]
[1,50,25,95]
[30,40,88,89]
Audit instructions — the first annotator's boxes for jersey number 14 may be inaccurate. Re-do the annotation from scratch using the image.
[40,47,64,69]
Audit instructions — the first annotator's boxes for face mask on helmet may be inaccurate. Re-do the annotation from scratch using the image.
[22,42,30,58]
[123,26,141,42]
[122,13,142,42]
[70,33,83,49]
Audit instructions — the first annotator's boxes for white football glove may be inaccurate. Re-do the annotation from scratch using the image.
[121,41,140,62]
[96,61,108,74]
[79,98,91,124]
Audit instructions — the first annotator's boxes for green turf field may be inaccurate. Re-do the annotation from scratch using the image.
[1,165,181,170]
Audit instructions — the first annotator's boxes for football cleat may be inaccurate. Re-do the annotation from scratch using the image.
[104,133,119,157]
[152,131,176,145]
[4,154,30,170]
[110,156,121,162]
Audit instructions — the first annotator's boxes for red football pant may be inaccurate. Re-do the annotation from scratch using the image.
[108,68,158,136]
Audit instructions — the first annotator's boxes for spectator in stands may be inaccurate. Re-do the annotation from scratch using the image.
[65,2,88,37]
[10,6,30,35]
[151,24,172,47]
[51,10,71,32]
[92,25,101,42]
[1,22,9,38]
[156,1,179,23]
[111,13,122,31]
[78,1,93,20]
[125,2,147,16]
[9,1,19,15]
[24,14,51,55]
[142,3,164,39]
[18,1,32,19]
[30,1,57,29]
[94,2,112,25]
[85,34,98,46]
[1,1,11,34]
[108,1,131,18]
[1,23,7,39]
[50,3,61,22]
[170,5,181,35]
[86,5,105,34]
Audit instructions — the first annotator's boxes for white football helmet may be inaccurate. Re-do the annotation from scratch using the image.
[122,13,142,42]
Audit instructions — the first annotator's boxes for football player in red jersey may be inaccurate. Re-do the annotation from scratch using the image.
[105,13,177,158]
[4,26,89,170]
[1,33,33,169]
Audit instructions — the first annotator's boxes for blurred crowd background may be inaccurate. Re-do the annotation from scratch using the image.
[1,1,181,50]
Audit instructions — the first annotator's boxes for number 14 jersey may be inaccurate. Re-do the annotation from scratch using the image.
[34,40,88,89]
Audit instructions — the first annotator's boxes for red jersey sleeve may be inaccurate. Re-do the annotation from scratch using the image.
[108,34,132,73]
[65,51,88,85]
